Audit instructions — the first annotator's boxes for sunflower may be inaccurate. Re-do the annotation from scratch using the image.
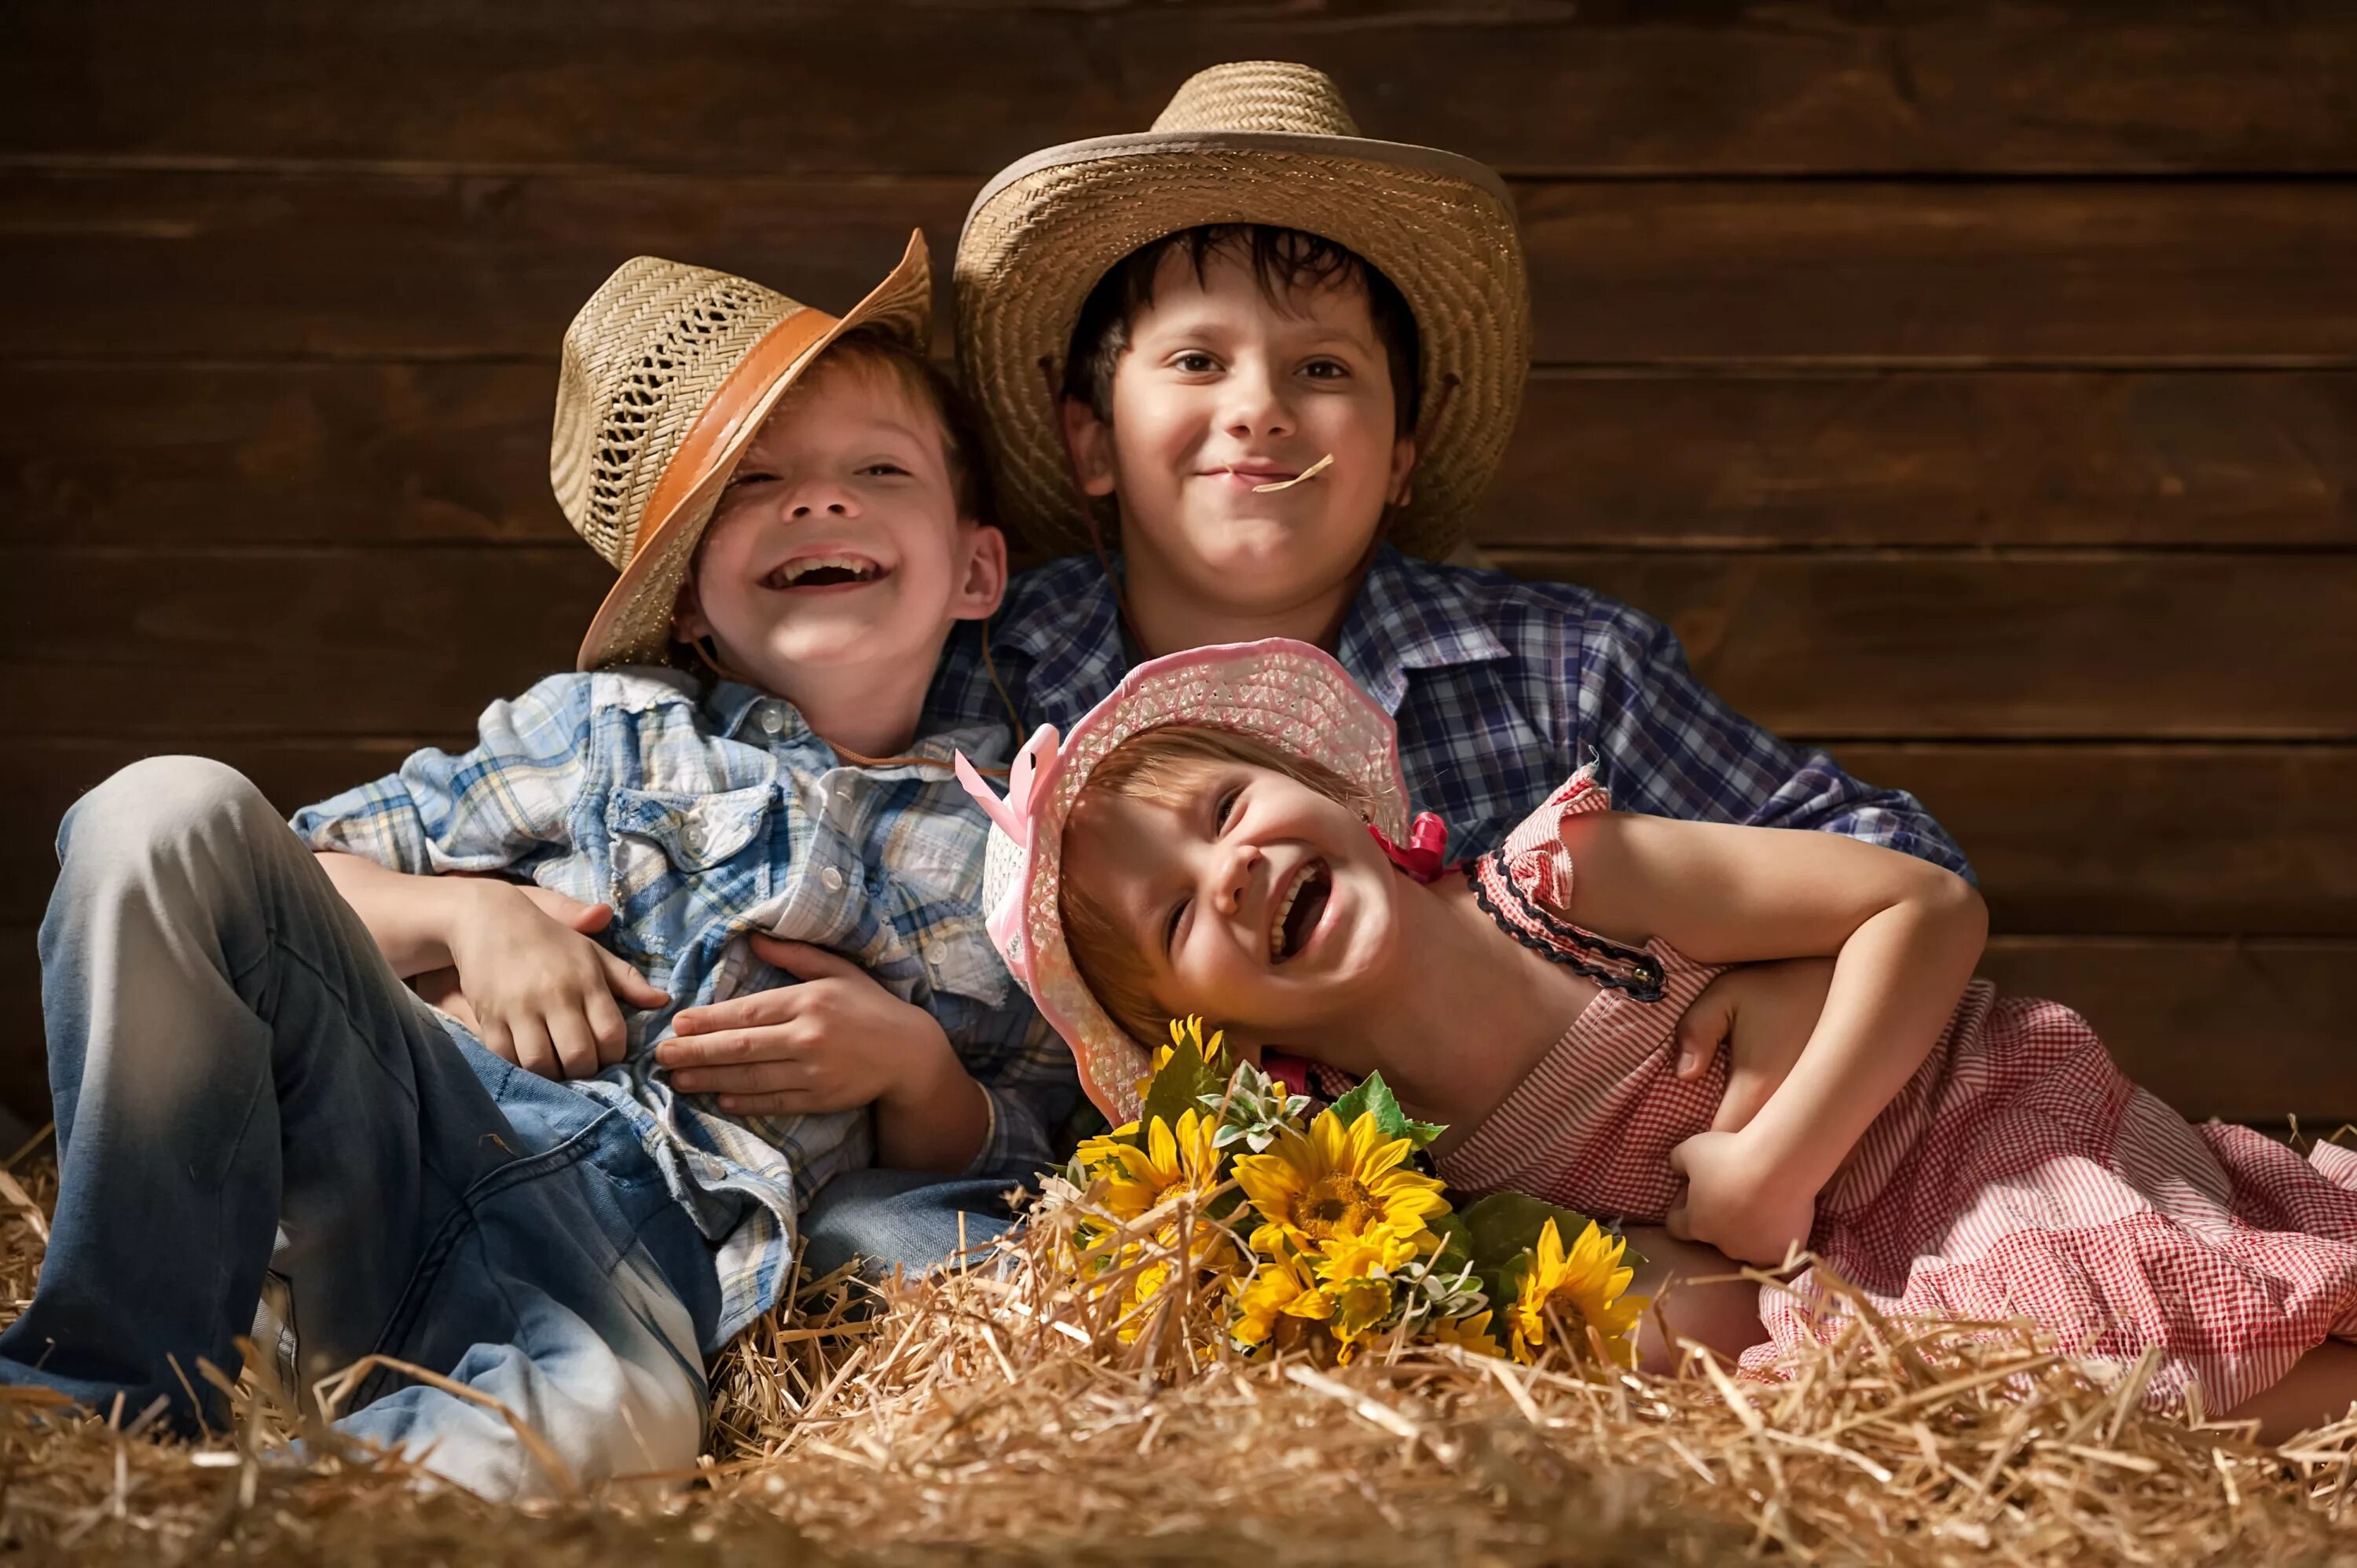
[1430,1310,1503,1358]
[1228,1251,1326,1354]
[1507,1218,1648,1368]
[1155,1015,1226,1072]
[1084,1109,1224,1224]
[1136,1015,1227,1100]
[1310,1225,1428,1285]
[1324,1273,1396,1361]
[1233,1108,1448,1259]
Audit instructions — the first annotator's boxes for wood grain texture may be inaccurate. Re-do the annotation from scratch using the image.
[1516,181,2357,365]
[6,740,2348,936]
[1833,745,2357,937]
[8,548,2355,741]
[9,171,2357,365]
[13,363,2354,550]
[0,548,607,737]
[1492,370,2357,548]
[1501,550,2357,741]
[1,931,2342,1125]
[5,4,2355,176]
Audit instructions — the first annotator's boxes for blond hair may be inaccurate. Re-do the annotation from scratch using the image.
[1059,724,1375,1045]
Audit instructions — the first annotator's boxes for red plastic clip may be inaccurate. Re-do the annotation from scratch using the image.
[1368,812,1454,885]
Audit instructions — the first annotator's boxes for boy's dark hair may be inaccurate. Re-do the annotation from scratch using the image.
[820,328,994,525]
[1061,225,1420,437]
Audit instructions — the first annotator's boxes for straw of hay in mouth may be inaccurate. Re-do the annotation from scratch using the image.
[1239,452,1335,493]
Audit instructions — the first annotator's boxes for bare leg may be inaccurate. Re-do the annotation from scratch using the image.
[1623,1225,1769,1374]
[2222,1339,2357,1445]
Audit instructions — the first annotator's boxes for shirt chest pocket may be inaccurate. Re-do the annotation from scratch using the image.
[604,784,777,956]
[909,909,1012,1010]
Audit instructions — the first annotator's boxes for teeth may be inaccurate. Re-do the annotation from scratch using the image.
[772,555,879,587]
[1269,863,1319,962]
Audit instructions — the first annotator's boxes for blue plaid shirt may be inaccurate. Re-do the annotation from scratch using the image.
[291,668,1077,1348]
[926,548,1971,876]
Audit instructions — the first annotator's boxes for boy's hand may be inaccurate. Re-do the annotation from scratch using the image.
[655,936,958,1116]
[411,885,624,1035]
[443,881,670,1080]
[1664,1129,1817,1268]
[1673,958,1835,1134]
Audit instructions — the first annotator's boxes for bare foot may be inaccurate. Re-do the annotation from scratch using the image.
[2222,1338,2357,1445]
[1622,1225,1769,1374]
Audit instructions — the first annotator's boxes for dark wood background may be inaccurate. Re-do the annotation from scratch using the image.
[2,2,2352,1129]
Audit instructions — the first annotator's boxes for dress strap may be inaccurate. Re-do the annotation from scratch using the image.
[1465,766,1666,1002]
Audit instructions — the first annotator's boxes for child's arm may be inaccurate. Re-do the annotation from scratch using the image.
[318,852,667,1079]
[1559,810,1988,1265]
[659,939,991,1172]
[295,673,666,1079]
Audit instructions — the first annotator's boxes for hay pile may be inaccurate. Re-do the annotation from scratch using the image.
[5,1141,2357,1566]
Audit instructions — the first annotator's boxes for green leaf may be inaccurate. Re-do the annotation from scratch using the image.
[1325,1072,1446,1149]
[1427,1211,1474,1274]
[1138,1028,1230,1134]
[1453,1192,1645,1307]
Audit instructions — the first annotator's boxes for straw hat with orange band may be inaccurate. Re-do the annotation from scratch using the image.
[555,232,934,673]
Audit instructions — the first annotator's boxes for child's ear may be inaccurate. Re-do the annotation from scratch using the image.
[1058,395,1119,499]
[1386,432,1418,507]
[672,576,713,643]
[951,522,1010,621]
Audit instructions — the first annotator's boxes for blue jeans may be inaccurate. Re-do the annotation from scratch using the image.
[799,1170,1021,1280]
[0,757,720,1500]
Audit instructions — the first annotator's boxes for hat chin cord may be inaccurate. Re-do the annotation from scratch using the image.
[679,628,1007,778]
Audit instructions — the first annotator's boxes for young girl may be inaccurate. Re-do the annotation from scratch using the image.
[957,639,2357,1439]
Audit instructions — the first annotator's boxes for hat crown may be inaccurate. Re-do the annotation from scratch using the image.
[1149,61,1362,137]
[550,258,808,572]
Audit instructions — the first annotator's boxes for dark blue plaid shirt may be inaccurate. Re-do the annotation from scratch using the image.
[925,548,1970,877]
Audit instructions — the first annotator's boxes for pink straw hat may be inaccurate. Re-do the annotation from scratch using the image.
[955,639,1411,1123]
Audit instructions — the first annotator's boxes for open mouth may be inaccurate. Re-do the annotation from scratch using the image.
[1269,859,1332,964]
[763,554,886,591]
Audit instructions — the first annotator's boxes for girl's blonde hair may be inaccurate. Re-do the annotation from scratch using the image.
[1059,724,1376,1046]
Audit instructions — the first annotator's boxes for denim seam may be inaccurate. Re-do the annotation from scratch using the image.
[347,1109,623,1410]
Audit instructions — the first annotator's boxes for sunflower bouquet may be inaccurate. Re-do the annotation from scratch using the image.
[1032,1017,1648,1371]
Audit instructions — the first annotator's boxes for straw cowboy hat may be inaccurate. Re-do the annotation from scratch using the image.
[955,60,1530,561]
[554,232,934,671]
[955,638,1414,1124]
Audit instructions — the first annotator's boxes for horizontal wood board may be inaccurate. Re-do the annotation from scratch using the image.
[9,365,2352,550]
[5,173,2357,365]
[5,549,2354,740]
[7,5,2357,176]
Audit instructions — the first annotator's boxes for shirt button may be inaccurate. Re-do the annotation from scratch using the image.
[821,866,846,893]
[759,707,784,735]
[680,824,703,855]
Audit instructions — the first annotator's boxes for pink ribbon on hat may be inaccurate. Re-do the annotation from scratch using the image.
[955,724,1061,850]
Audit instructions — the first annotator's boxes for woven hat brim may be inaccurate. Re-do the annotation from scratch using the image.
[1000,639,1412,1124]
[576,230,935,671]
[955,130,1530,561]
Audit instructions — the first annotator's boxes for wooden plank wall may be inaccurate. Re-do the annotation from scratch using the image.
[2,2,2352,1127]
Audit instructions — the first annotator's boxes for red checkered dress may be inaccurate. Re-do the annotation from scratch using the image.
[1440,768,2357,1413]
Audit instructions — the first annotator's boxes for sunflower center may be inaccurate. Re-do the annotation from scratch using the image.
[1291,1175,1378,1240]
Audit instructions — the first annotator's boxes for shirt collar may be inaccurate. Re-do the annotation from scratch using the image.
[704,678,774,740]
[1333,546,1512,713]
[706,678,1012,771]
[988,546,1511,720]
